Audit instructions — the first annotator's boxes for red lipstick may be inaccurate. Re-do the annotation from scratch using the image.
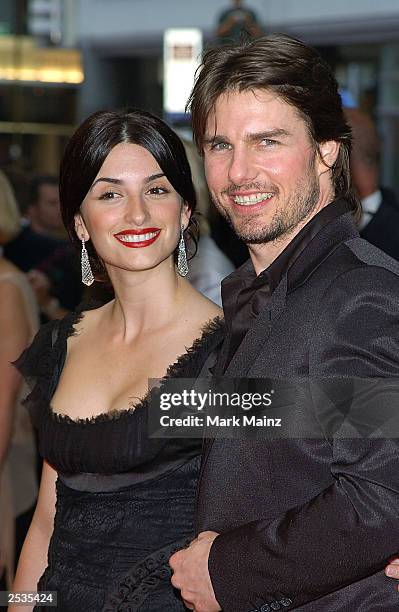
[113,228,161,248]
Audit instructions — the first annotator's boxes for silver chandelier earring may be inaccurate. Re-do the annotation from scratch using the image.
[177,225,188,277]
[81,238,94,286]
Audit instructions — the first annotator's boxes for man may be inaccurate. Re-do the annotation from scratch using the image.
[216,0,263,45]
[345,107,399,261]
[26,174,64,239]
[4,174,82,317]
[170,34,399,610]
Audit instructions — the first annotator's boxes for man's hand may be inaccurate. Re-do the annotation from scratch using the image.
[385,558,399,591]
[169,531,222,612]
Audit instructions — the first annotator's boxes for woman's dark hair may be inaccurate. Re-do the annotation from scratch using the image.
[187,33,359,214]
[59,108,198,276]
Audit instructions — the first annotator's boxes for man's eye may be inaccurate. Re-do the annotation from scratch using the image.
[260,138,278,147]
[211,141,231,151]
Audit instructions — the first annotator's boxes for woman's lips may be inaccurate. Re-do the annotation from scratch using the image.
[113,228,161,248]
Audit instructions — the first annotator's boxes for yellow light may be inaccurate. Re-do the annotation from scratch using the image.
[0,35,84,84]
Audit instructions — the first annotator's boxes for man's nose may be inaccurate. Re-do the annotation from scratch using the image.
[228,147,256,186]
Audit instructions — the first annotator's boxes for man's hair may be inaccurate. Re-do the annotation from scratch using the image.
[30,174,59,205]
[187,33,358,211]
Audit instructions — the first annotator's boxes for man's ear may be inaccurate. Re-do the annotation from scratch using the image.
[317,140,340,175]
[74,213,90,241]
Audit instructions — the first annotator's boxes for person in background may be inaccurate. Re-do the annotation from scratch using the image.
[183,139,234,305]
[25,175,65,240]
[216,0,263,45]
[4,174,83,320]
[0,172,39,591]
[344,107,399,261]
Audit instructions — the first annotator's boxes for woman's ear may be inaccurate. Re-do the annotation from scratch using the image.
[74,213,90,241]
[181,202,191,231]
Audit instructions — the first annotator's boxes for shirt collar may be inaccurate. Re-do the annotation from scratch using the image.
[361,189,382,214]
[222,197,353,318]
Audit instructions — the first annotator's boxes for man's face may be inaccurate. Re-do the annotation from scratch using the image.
[203,89,328,245]
[35,183,63,233]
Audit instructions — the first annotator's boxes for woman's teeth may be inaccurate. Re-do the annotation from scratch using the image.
[117,232,158,243]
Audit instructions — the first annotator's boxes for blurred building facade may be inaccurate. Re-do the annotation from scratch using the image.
[0,0,82,196]
[1,0,399,196]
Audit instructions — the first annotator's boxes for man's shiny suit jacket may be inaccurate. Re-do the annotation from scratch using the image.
[196,201,399,611]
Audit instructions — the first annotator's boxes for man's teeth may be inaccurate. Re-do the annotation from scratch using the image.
[233,193,273,205]
[117,232,158,242]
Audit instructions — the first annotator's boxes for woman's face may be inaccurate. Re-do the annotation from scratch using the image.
[75,142,190,275]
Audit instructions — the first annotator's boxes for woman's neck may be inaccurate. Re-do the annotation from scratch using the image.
[104,259,188,342]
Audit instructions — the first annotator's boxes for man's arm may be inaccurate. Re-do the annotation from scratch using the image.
[208,265,399,610]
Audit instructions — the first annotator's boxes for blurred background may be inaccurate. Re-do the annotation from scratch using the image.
[0,0,398,196]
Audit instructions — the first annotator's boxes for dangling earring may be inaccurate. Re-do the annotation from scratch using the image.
[81,238,94,286]
[177,225,188,277]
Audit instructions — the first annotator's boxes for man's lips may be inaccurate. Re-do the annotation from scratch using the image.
[227,191,275,214]
[113,228,161,248]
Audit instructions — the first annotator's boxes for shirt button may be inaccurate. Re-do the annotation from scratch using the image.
[280,598,293,607]
[271,603,281,610]
[260,605,271,612]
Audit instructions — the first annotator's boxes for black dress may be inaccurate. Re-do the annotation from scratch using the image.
[16,309,224,612]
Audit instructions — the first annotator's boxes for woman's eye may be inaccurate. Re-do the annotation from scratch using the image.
[147,186,168,195]
[99,191,119,200]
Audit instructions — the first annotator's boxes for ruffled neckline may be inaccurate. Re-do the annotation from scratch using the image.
[45,305,224,426]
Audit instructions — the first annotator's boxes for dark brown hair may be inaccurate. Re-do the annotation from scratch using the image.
[59,108,198,276]
[187,33,358,212]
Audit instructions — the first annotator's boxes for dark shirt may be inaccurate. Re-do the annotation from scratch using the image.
[4,225,82,311]
[360,186,399,261]
[4,225,64,272]
[221,199,353,369]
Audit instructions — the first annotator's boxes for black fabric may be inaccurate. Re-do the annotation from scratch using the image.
[4,226,82,311]
[15,309,225,612]
[221,199,352,369]
[360,186,399,261]
[196,204,399,611]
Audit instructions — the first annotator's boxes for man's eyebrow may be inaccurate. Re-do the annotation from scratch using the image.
[245,129,291,141]
[89,173,165,190]
[202,128,291,146]
[203,134,225,145]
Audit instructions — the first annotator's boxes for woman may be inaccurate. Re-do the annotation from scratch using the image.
[11,109,224,611]
[0,170,38,589]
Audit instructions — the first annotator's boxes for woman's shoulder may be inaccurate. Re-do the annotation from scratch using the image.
[13,302,98,387]
[0,257,20,278]
[165,314,225,381]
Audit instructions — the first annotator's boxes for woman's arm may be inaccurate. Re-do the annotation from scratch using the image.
[0,281,31,471]
[9,461,57,612]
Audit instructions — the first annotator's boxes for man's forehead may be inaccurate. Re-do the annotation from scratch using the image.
[204,89,304,136]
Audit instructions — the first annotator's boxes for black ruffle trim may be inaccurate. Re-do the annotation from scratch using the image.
[14,302,225,428]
